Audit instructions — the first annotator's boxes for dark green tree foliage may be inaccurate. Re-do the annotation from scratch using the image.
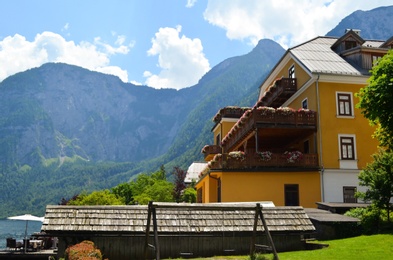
[172,166,187,202]
[357,50,393,149]
[357,150,393,222]
[111,182,134,205]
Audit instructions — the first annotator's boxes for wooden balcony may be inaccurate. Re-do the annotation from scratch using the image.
[208,152,319,170]
[213,106,251,123]
[221,108,317,152]
[202,145,222,161]
[257,78,297,108]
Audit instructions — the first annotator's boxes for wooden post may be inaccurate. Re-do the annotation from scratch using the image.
[152,206,160,260]
[143,201,153,259]
[249,205,259,258]
[257,203,279,260]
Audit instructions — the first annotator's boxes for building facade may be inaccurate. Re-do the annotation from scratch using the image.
[196,30,393,207]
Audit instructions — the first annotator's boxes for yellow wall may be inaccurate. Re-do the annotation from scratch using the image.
[220,171,320,208]
[213,120,237,145]
[196,172,221,203]
[317,81,378,169]
[274,58,311,90]
[287,82,317,110]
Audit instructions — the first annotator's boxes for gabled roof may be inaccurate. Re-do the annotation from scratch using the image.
[185,161,207,183]
[42,204,315,235]
[290,37,362,75]
[380,36,393,48]
[330,29,365,50]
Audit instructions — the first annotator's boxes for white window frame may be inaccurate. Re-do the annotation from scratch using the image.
[338,134,358,169]
[336,91,354,118]
[288,64,295,79]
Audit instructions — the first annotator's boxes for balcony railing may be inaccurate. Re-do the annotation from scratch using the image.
[208,152,319,170]
[221,108,317,151]
[213,106,251,123]
[257,78,297,107]
[202,145,222,160]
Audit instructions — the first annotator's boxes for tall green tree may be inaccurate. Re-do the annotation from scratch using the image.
[130,167,175,204]
[356,49,393,149]
[111,182,134,205]
[357,150,393,222]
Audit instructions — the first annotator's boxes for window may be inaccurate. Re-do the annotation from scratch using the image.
[338,135,358,169]
[302,98,308,109]
[303,140,310,154]
[340,136,355,160]
[216,133,221,146]
[284,184,299,206]
[337,93,353,116]
[345,40,357,50]
[343,186,357,203]
[289,65,295,79]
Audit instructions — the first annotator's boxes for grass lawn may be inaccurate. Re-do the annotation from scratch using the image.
[278,234,393,260]
[170,234,393,260]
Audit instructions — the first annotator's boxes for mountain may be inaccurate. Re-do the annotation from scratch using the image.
[0,39,284,217]
[326,6,393,39]
[0,63,195,165]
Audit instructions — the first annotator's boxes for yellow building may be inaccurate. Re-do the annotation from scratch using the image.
[195,30,393,208]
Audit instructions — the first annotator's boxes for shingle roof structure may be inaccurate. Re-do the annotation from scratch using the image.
[290,37,362,75]
[42,203,315,235]
[305,208,359,223]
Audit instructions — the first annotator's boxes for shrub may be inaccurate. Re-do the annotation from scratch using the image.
[345,205,393,234]
[181,187,197,203]
[65,240,104,260]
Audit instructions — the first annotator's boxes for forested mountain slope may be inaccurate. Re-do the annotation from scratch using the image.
[0,39,284,217]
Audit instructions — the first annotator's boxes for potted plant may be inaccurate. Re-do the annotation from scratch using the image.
[257,151,273,161]
[228,151,246,161]
[283,151,303,163]
[277,107,295,116]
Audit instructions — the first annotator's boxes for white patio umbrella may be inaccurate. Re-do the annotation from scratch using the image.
[7,214,44,252]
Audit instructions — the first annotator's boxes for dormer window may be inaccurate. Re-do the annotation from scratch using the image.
[289,65,295,79]
[345,40,357,50]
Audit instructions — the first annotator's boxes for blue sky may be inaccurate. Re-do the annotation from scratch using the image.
[1,0,392,89]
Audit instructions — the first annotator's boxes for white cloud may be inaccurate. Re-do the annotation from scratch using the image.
[63,23,70,31]
[144,25,210,90]
[0,31,131,82]
[204,0,393,48]
[186,0,198,8]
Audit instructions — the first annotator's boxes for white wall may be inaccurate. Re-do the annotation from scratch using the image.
[322,169,367,202]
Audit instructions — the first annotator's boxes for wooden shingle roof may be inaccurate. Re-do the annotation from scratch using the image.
[42,203,315,235]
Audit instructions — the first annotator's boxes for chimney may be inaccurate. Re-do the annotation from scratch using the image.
[345,29,361,36]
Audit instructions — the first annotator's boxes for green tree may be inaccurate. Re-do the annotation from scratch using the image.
[111,182,134,205]
[356,49,393,149]
[181,187,197,203]
[67,190,125,205]
[357,150,393,222]
[130,168,175,204]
